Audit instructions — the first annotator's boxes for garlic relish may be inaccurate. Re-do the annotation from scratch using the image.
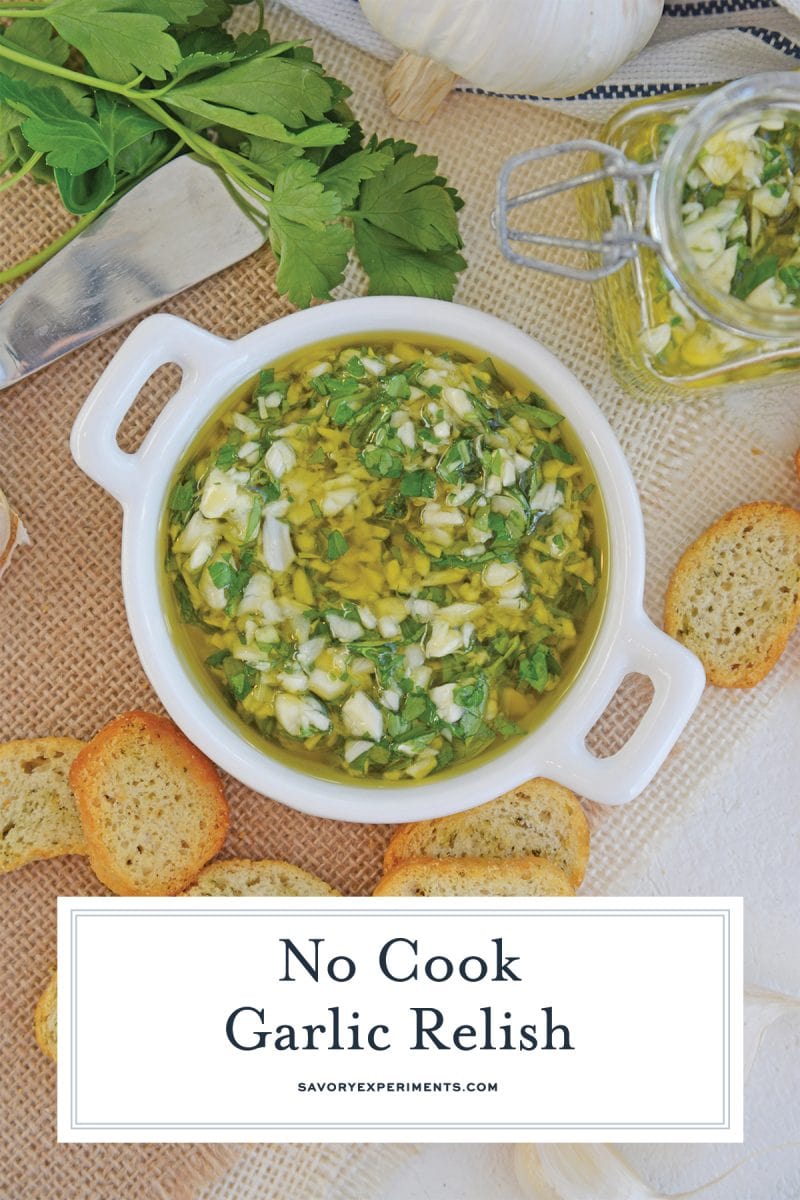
[638,114,800,371]
[165,341,600,781]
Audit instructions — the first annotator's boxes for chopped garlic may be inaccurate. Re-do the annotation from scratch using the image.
[168,338,598,785]
[199,568,226,610]
[360,357,386,376]
[277,671,309,694]
[296,636,326,668]
[426,619,462,658]
[430,683,464,725]
[308,669,349,700]
[262,513,295,572]
[342,691,384,740]
[344,739,372,763]
[258,390,283,414]
[421,503,463,527]
[322,487,359,516]
[265,440,296,480]
[327,613,363,642]
[703,243,739,295]
[639,324,672,357]
[199,468,247,519]
[752,185,790,218]
[357,605,378,630]
[232,412,260,436]
[438,602,479,625]
[275,693,330,736]
[442,385,472,419]
[397,420,416,450]
[482,561,521,591]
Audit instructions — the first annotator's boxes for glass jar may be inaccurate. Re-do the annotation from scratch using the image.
[495,73,800,401]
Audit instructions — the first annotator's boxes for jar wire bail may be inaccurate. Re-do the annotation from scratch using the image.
[493,140,659,282]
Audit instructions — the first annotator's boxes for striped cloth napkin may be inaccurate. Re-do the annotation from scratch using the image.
[278,0,800,117]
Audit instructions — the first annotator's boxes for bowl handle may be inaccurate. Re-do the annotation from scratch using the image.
[543,615,705,805]
[70,314,234,505]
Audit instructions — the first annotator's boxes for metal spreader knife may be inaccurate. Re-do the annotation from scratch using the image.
[0,156,266,390]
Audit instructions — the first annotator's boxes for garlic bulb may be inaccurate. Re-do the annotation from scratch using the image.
[361,0,664,121]
[0,485,30,581]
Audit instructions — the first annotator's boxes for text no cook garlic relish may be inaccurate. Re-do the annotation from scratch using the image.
[165,341,601,781]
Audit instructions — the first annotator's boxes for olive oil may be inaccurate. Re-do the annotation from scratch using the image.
[161,333,608,787]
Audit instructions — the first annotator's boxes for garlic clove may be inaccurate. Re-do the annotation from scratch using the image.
[0,485,30,581]
[515,1145,663,1200]
[743,983,800,1081]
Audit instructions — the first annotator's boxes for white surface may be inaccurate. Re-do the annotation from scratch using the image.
[373,673,800,1199]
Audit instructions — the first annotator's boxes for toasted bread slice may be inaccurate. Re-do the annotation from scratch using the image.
[69,711,228,896]
[34,970,57,1062]
[373,856,575,897]
[184,859,340,897]
[664,502,800,688]
[0,737,85,874]
[383,779,589,887]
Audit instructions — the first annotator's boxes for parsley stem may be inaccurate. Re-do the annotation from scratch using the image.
[0,28,273,230]
[0,208,95,284]
[0,36,266,193]
[0,42,270,197]
[132,95,252,176]
[0,6,45,15]
[0,150,41,193]
[0,141,181,284]
[130,96,273,212]
[0,39,134,96]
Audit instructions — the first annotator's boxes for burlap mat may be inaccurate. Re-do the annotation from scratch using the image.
[1,4,798,1199]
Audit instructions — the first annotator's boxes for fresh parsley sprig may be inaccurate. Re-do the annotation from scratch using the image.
[0,1,466,301]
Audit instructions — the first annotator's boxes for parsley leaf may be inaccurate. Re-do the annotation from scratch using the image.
[356,145,461,250]
[0,11,466,303]
[326,529,348,560]
[320,143,395,207]
[360,446,404,478]
[270,216,353,307]
[47,0,201,83]
[731,253,779,300]
[400,468,437,498]
[222,655,257,700]
[270,159,342,229]
[166,54,346,143]
[353,220,466,301]
[779,264,800,293]
[519,647,550,693]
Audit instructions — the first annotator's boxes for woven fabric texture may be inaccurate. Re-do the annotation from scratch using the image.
[0,4,798,1199]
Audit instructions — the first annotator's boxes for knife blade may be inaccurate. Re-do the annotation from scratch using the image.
[0,156,266,390]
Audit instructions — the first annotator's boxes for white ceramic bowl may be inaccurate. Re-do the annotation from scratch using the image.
[71,298,704,822]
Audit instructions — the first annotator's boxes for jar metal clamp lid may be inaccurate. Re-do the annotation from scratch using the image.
[494,72,800,341]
